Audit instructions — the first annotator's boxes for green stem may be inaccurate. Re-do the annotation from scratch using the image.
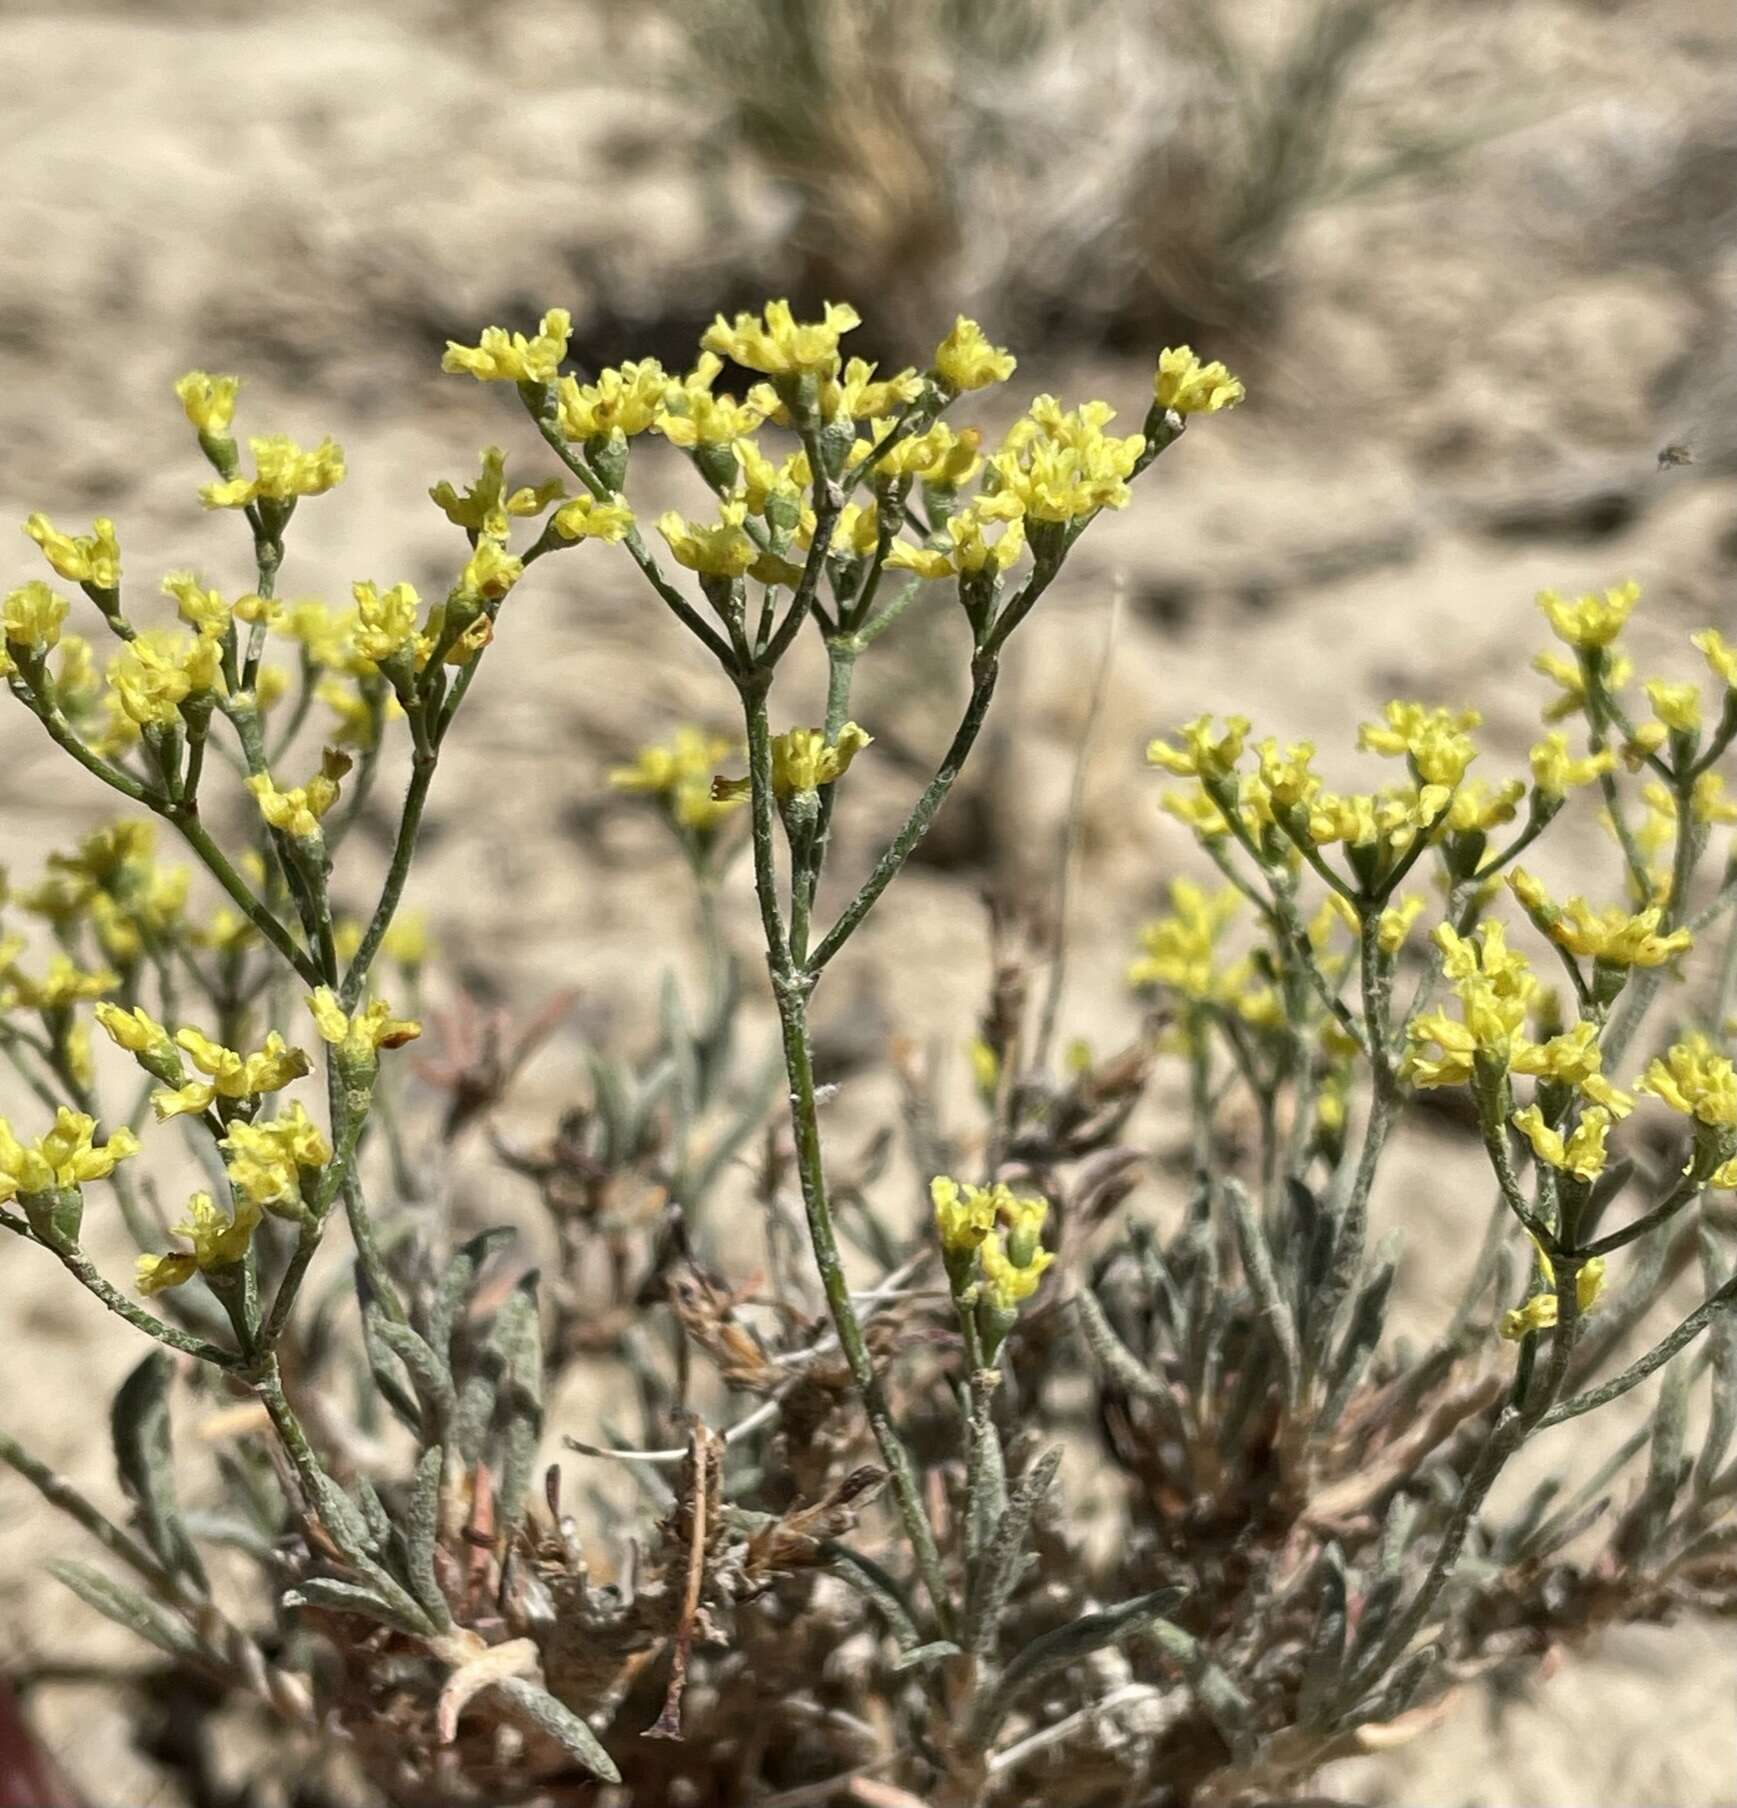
[809,658,1000,973]
[342,750,437,1009]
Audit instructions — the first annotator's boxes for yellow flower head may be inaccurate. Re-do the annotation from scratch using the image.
[307,987,421,1065]
[1,953,118,1012]
[107,630,224,729]
[1358,701,1480,787]
[151,1026,310,1120]
[658,500,799,586]
[247,761,345,841]
[430,445,564,541]
[610,727,746,833]
[23,514,121,591]
[987,395,1144,523]
[455,537,523,603]
[1645,678,1701,735]
[200,436,345,510]
[1154,346,1245,415]
[556,359,669,441]
[1377,895,1425,955]
[1500,1251,1606,1340]
[1691,629,1737,689]
[654,353,769,448]
[931,1174,998,1259]
[136,1191,262,1294]
[3,581,69,655]
[977,1230,1055,1312]
[93,1001,175,1062]
[161,571,231,640]
[1637,1034,1737,1129]
[1548,899,1691,969]
[1529,732,1614,799]
[351,580,422,667]
[1128,879,1241,998]
[1511,1103,1613,1181]
[221,1102,330,1215]
[1401,922,1537,1086]
[552,495,634,544]
[1510,1019,1633,1117]
[441,308,571,385]
[1534,647,1632,723]
[174,371,240,438]
[701,299,861,379]
[1537,579,1640,650]
[0,1108,139,1204]
[1148,714,1249,781]
[931,316,1016,393]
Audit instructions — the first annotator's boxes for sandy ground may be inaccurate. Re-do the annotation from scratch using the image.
[2,2,1736,1802]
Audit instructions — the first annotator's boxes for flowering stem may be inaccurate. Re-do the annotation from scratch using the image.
[808,659,1001,973]
[342,749,437,1010]
[1581,1172,1704,1259]
[0,1213,238,1369]
[737,679,955,1637]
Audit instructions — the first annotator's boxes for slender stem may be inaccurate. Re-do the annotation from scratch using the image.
[342,749,437,1009]
[1582,1173,1703,1258]
[2,1216,238,1368]
[809,659,1000,972]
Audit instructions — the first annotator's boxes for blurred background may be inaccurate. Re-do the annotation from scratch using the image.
[2,0,1734,1801]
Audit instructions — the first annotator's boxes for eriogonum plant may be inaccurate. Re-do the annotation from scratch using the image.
[2,300,1732,1808]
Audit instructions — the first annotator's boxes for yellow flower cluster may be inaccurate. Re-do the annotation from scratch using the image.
[610,726,744,834]
[1154,347,1245,416]
[1401,922,1537,1088]
[430,445,565,541]
[985,396,1145,525]
[1126,879,1280,1028]
[201,436,346,511]
[442,308,572,386]
[23,514,121,592]
[136,1192,260,1295]
[1537,579,1640,650]
[96,1005,311,1122]
[931,317,1016,394]
[1500,1245,1607,1341]
[220,1102,330,1216]
[702,300,862,380]
[247,764,345,843]
[306,987,421,1067]
[1636,1034,1737,1130]
[0,1108,138,1205]
[929,1176,1054,1320]
[174,371,240,438]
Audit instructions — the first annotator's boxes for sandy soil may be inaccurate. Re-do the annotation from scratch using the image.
[2,2,1735,1803]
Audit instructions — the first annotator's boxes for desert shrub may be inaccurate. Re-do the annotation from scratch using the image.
[1,299,1733,1808]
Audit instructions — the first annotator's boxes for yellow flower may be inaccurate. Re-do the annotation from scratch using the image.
[173,371,240,437]
[887,502,1025,579]
[246,763,345,841]
[2,953,118,1011]
[978,1230,1054,1311]
[441,308,571,385]
[1441,779,1526,834]
[137,1191,262,1294]
[23,514,121,591]
[276,600,355,669]
[1691,773,1737,825]
[610,725,733,796]
[106,630,223,729]
[701,299,861,378]
[3,581,68,655]
[1500,1252,1606,1340]
[1148,714,1249,780]
[1511,1103,1613,1181]
[1128,880,1241,997]
[150,1027,310,1121]
[986,396,1144,523]
[456,538,523,602]
[1636,1034,1737,1128]
[1537,579,1640,650]
[931,1174,998,1260]
[351,581,422,667]
[654,353,769,448]
[931,316,1016,393]
[552,495,634,543]
[221,1102,330,1215]
[556,360,669,440]
[1377,895,1425,955]
[657,501,800,585]
[1548,900,1691,969]
[1534,647,1631,722]
[1401,922,1537,1087]
[1645,679,1701,734]
[1154,346,1245,415]
[1529,732,1613,798]
[1358,701,1480,787]
[161,571,231,640]
[306,987,421,1064]
[0,1108,139,1204]
[93,1001,175,1061]
[1691,628,1737,688]
[430,446,565,540]
[1511,1020,1634,1117]
[200,436,346,509]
